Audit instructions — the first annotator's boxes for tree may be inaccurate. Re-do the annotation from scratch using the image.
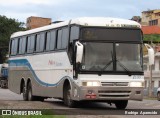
[144,34,160,42]
[0,15,25,63]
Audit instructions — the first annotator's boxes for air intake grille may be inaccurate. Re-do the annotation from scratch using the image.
[101,82,128,87]
[98,91,131,98]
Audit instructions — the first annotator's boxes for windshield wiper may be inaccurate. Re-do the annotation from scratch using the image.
[100,51,132,76]
[116,59,132,76]
[101,51,113,72]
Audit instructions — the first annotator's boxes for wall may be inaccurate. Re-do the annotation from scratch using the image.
[26,16,52,29]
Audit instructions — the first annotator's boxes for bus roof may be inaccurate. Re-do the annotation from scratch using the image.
[11,17,141,38]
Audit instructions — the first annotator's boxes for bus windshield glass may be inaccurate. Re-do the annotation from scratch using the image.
[81,28,142,42]
[80,42,142,72]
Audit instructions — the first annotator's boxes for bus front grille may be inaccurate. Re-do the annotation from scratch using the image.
[101,82,128,87]
[98,91,131,98]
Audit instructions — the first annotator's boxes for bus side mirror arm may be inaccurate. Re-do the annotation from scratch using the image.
[76,41,84,63]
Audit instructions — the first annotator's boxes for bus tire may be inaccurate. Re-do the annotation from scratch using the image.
[27,82,36,101]
[0,80,1,88]
[35,96,45,102]
[64,85,76,108]
[115,100,128,109]
[22,83,28,101]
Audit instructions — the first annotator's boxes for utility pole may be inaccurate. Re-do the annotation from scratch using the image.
[144,44,154,98]
[149,65,153,97]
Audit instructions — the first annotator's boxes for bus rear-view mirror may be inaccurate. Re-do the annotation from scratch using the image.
[76,41,84,63]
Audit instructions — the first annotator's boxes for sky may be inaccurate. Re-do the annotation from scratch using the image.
[0,0,159,23]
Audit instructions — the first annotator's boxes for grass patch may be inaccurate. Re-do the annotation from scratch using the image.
[143,97,157,100]
[0,115,66,118]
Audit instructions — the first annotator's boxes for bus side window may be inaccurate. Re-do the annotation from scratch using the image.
[13,38,18,55]
[70,26,79,42]
[57,30,62,49]
[27,36,31,53]
[44,32,48,51]
[19,37,26,55]
[17,38,20,55]
[25,37,28,53]
[50,30,56,51]
[11,39,15,55]
[39,32,45,52]
[21,37,26,54]
[18,37,23,54]
[68,26,79,63]
[62,28,69,49]
[27,35,35,53]
[45,32,50,51]
[36,34,41,52]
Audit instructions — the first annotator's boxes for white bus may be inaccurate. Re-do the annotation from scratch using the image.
[8,17,144,109]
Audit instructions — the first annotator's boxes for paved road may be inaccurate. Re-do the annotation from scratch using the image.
[0,88,160,118]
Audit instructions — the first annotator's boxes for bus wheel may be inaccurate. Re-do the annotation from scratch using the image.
[27,82,35,101]
[35,96,44,102]
[115,100,128,109]
[64,85,76,107]
[22,83,28,101]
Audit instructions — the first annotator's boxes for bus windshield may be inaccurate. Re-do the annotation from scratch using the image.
[80,42,142,73]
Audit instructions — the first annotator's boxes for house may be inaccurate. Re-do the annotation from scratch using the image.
[141,9,160,26]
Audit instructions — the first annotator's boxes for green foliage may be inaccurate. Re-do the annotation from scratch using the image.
[0,115,66,118]
[0,15,25,63]
[143,34,160,42]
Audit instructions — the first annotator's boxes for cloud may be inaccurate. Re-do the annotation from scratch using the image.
[0,0,159,23]
[0,0,52,6]
[4,12,38,22]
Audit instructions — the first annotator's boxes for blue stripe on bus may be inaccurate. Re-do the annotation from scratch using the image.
[8,59,69,87]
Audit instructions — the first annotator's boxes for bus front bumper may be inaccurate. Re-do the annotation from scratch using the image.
[76,87,143,101]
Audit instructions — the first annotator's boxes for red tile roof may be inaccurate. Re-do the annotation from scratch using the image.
[142,26,160,34]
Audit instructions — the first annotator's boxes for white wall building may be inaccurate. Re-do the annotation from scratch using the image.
[144,52,160,96]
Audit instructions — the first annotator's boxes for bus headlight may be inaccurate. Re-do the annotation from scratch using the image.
[82,81,101,86]
[129,82,143,87]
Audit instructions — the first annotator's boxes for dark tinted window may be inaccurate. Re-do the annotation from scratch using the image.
[13,38,18,55]
[22,37,26,54]
[27,35,35,53]
[70,26,79,42]
[62,28,68,49]
[57,30,62,49]
[36,33,45,52]
[50,31,56,50]
[17,38,20,54]
[19,37,23,54]
[11,39,15,55]
[27,36,31,53]
[19,37,26,54]
[36,34,41,52]
[30,35,35,53]
[46,32,51,51]
[57,28,68,49]
[40,33,45,52]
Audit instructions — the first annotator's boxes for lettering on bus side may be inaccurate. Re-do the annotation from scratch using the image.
[48,60,55,65]
[48,60,62,66]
